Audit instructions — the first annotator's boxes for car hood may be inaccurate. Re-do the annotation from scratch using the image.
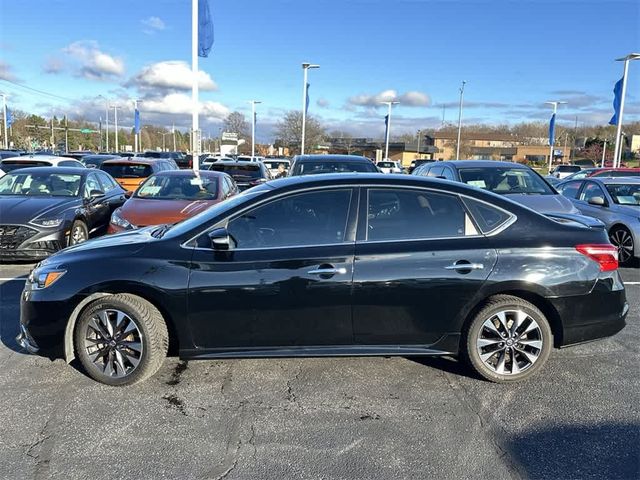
[0,196,78,224]
[504,193,579,214]
[120,198,219,227]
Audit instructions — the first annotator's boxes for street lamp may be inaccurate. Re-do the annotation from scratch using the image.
[301,62,320,155]
[455,81,466,160]
[380,101,400,160]
[98,95,109,152]
[112,105,119,153]
[416,129,422,159]
[612,53,640,168]
[249,100,262,158]
[545,100,567,172]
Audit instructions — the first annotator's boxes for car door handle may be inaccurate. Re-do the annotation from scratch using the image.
[444,263,484,271]
[308,267,348,275]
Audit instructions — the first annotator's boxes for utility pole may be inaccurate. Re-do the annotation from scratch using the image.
[249,100,262,158]
[601,139,607,167]
[301,62,320,155]
[456,81,466,160]
[416,129,422,159]
[545,101,567,172]
[64,115,69,153]
[612,54,640,167]
[1,94,8,149]
[113,105,119,153]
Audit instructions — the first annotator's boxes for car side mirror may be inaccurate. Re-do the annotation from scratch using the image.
[588,196,606,207]
[208,227,235,250]
[90,189,105,199]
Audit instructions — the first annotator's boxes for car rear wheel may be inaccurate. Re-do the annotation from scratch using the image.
[463,295,553,383]
[609,226,634,266]
[74,294,168,386]
[68,220,89,246]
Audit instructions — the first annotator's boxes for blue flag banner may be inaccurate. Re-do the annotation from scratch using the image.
[198,0,214,58]
[384,114,389,142]
[609,77,623,126]
[5,108,12,128]
[134,108,140,134]
[254,110,257,126]
[548,113,556,146]
[305,83,310,115]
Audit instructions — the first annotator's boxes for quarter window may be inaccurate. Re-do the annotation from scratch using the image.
[227,189,352,248]
[366,189,474,241]
[462,197,513,234]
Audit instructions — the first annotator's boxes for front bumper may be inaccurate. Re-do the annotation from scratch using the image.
[16,324,40,354]
[0,224,68,262]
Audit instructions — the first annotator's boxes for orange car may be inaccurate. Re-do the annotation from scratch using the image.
[108,170,238,233]
[99,158,177,193]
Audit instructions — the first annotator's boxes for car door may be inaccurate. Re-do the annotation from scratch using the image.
[187,187,358,350]
[82,172,111,233]
[352,187,498,346]
[96,171,127,224]
[574,181,616,224]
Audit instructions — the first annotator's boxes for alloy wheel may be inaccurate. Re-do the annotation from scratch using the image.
[83,309,144,378]
[476,309,543,375]
[609,229,633,264]
[71,225,87,244]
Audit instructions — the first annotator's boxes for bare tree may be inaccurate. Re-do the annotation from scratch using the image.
[275,110,326,155]
[222,111,250,138]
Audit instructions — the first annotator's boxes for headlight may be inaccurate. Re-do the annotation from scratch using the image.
[30,218,64,227]
[110,208,134,229]
[28,268,66,289]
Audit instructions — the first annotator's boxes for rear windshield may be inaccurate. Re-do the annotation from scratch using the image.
[0,161,51,172]
[209,164,261,178]
[101,163,152,178]
[377,162,395,168]
[293,161,377,175]
[557,166,581,172]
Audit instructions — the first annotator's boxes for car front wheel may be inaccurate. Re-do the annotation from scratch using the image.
[463,295,553,383]
[74,294,169,386]
[68,220,89,246]
[609,226,634,266]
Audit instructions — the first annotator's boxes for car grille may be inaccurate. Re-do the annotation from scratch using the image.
[0,225,38,250]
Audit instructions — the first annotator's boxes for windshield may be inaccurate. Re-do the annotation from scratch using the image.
[459,167,554,195]
[136,174,219,200]
[0,172,82,196]
[0,161,52,172]
[605,184,640,205]
[102,163,152,178]
[294,161,377,175]
[209,164,262,178]
[556,166,581,172]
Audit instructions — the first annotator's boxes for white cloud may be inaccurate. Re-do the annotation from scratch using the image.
[317,98,330,108]
[347,89,430,108]
[63,41,124,80]
[398,91,430,107]
[0,61,18,81]
[130,61,217,92]
[141,16,165,34]
[142,92,229,120]
[43,57,65,74]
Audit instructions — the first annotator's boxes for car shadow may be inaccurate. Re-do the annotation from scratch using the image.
[0,281,25,354]
[505,422,640,479]
[405,355,482,381]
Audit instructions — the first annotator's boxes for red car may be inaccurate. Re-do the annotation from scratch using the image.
[108,170,238,233]
[589,167,640,178]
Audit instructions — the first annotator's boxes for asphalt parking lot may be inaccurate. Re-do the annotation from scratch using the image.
[0,263,638,480]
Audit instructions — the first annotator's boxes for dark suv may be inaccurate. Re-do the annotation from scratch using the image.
[289,154,379,176]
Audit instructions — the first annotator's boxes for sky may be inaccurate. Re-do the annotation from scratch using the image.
[0,0,639,142]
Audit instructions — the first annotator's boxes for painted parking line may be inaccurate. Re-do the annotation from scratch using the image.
[625,282,640,285]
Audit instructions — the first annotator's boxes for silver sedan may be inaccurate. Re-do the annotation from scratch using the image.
[556,177,640,266]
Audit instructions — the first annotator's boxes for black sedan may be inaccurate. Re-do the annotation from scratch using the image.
[0,167,127,261]
[18,174,627,386]
[208,160,271,190]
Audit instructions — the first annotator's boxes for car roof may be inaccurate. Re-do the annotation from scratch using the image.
[1,166,89,175]
[591,177,640,185]
[1,155,77,162]
[150,169,225,178]
[293,154,373,163]
[101,157,162,165]
[434,160,530,169]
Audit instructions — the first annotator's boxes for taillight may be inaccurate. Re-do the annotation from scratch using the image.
[575,244,618,271]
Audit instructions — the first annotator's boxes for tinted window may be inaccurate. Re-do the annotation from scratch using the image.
[440,167,455,180]
[367,189,471,241]
[579,182,606,203]
[557,181,582,199]
[101,163,153,178]
[0,161,52,172]
[459,167,553,195]
[84,173,102,196]
[227,189,352,248]
[0,172,82,196]
[462,197,513,234]
[209,164,262,178]
[605,184,640,205]
[96,172,119,192]
[292,160,377,176]
[426,166,443,177]
[556,165,581,172]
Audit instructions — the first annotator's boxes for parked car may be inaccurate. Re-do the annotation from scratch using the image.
[550,164,581,179]
[556,177,640,265]
[289,154,379,176]
[109,170,237,233]
[0,155,85,173]
[414,160,581,215]
[81,154,123,169]
[208,160,271,190]
[17,173,626,386]
[0,167,5,179]
[0,167,126,260]
[409,158,435,174]
[0,150,20,159]
[377,160,403,174]
[201,156,234,168]
[264,158,291,178]
[66,151,94,161]
[140,151,189,169]
[237,155,265,163]
[561,167,640,182]
[99,158,177,193]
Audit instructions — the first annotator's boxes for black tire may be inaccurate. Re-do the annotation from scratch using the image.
[609,226,635,266]
[68,219,89,246]
[74,294,168,386]
[462,295,553,383]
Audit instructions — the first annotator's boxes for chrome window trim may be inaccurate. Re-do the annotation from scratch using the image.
[180,182,518,250]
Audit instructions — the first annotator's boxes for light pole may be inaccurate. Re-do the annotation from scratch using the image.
[172,123,177,151]
[113,105,119,153]
[1,93,7,149]
[161,133,170,151]
[98,95,109,152]
[380,101,400,160]
[545,101,567,172]
[612,53,640,168]
[416,129,422,159]
[455,81,466,160]
[133,99,142,153]
[249,100,262,158]
[301,62,320,155]
[601,139,608,167]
